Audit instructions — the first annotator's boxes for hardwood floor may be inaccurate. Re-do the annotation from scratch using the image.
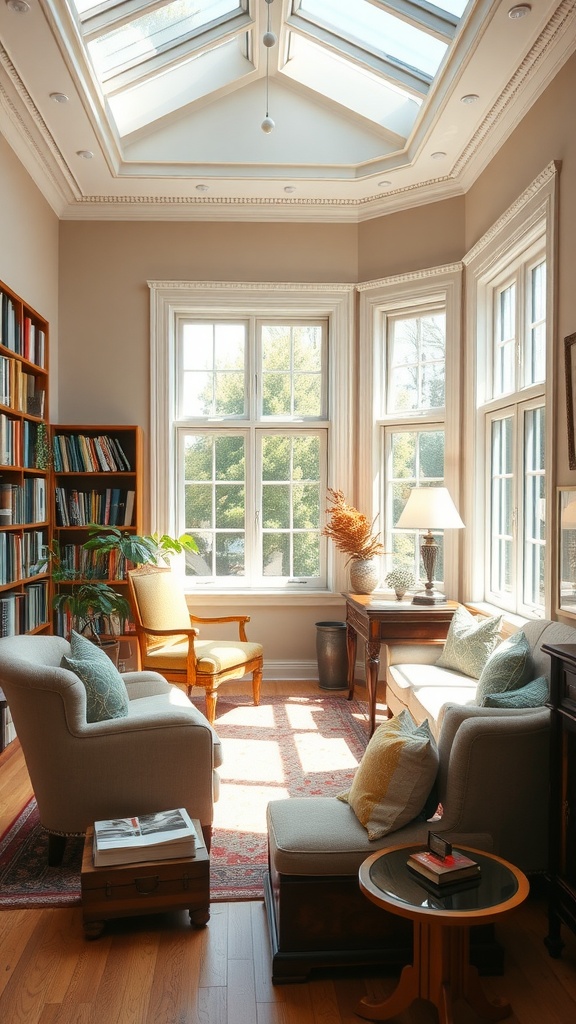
[1,681,576,1024]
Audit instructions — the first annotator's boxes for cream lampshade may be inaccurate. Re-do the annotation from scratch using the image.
[395,487,464,605]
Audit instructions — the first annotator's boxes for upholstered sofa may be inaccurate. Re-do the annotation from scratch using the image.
[264,613,571,983]
[386,616,576,736]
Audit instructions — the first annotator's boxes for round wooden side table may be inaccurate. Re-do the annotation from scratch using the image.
[357,842,529,1023]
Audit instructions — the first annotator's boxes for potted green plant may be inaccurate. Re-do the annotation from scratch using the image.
[49,526,198,653]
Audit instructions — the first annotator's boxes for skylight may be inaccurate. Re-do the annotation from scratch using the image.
[298,0,448,79]
[66,0,470,147]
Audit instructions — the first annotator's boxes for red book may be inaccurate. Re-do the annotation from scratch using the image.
[407,848,481,885]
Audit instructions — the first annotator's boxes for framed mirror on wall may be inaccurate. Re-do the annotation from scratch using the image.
[559,487,576,617]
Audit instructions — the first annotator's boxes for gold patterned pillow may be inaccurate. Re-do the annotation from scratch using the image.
[337,710,438,840]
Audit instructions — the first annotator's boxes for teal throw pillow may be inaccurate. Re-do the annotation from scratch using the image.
[482,675,548,709]
[63,630,129,723]
[435,605,502,679]
[476,630,534,705]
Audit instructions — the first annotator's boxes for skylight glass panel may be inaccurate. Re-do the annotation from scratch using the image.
[284,34,421,139]
[299,0,448,77]
[433,0,469,15]
[87,0,239,78]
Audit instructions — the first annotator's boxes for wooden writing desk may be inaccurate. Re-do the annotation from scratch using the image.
[344,594,457,736]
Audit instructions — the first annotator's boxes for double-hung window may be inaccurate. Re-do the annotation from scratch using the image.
[358,268,462,597]
[177,319,327,588]
[149,282,355,593]
[481,247,547,615]
[465,164,557,618]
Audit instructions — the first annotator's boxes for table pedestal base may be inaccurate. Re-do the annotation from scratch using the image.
[356,920,511,1023]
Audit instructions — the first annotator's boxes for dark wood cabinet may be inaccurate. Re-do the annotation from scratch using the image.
[542,642,576,956]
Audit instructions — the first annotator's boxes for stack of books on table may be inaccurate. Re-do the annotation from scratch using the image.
[92,807,200,867]
[407,848,481,895]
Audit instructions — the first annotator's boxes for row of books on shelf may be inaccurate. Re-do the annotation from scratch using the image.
[92,808,201,867]
[0,582,48,637]
[55,487,135,527]
[57,543,129,581]
[0,529,46,585]
[54,608,135,638]
[52,434,132,474]
[0,477,46,525]
[0,415,45,469]
[0,355,45,417]
[0,293,46,368]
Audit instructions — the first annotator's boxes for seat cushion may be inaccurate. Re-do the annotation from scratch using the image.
[144,638,263,675]
[63,630,129,724]
[337,709,438,840]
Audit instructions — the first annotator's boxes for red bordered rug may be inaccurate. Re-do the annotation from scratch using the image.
[0,693,369,908]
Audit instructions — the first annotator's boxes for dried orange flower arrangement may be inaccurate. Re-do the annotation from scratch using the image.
[322,489,386,564]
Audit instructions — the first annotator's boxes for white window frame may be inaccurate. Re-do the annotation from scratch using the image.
[357,265,462,596]
[462,162,558,617]
[148,280,355,594]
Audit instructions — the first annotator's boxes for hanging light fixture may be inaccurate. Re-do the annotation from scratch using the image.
[261,0,276,133]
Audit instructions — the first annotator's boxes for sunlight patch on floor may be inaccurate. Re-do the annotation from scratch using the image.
[294,733,360,773]
[218,738,284,783]
[213,783,289,833]
[215,704,277,728]
[283,701,329,730]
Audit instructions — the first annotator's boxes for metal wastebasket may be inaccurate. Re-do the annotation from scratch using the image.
[315,621,348,690]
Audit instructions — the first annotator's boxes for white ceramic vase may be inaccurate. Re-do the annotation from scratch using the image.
[349,558,379,594]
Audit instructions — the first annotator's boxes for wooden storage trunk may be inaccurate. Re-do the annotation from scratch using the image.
[81,823,210,938]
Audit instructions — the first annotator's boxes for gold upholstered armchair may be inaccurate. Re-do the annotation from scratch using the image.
[127,564,263,724]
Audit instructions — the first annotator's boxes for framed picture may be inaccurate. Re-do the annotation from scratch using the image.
[559,487,576,617]
[565,333,576,469]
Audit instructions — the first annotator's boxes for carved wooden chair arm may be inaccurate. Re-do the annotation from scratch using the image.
[189,614,251,642]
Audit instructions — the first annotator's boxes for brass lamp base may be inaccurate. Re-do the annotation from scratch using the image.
[411,590,448,605]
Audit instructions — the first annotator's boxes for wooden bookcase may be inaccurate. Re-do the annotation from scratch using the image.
[50,424,143,653]
[0,279,50,651]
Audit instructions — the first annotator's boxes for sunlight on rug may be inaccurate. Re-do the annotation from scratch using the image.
[0,693,369,908]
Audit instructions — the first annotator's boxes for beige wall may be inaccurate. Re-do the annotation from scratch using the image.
[0,133,59,412]
[358,196,466,282]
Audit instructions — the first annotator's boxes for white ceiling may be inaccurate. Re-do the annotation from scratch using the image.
[0,0,575,222]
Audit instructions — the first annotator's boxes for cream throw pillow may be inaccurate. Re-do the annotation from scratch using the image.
[337,710,438,841]
[435,605,502,679]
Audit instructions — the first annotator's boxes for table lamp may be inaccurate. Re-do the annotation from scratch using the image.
[395,487,464,605]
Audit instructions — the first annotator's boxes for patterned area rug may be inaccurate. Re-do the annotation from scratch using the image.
[0,693,369,908]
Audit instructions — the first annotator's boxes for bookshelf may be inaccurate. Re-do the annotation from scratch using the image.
[51,425,143,647]
[0,279,50,650]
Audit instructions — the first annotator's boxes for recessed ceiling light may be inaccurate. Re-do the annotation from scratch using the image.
[461,93,479,104]
[431,151,447,160]
[284,186,296,194]
[378,180,392,188]
[5,0,30,12]
[50,92,69,104]
[76,150,93,159]
[508,4,531,18]
[195,184,209,192]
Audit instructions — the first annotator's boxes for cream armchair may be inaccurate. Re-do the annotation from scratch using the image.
[0,633,222,864]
